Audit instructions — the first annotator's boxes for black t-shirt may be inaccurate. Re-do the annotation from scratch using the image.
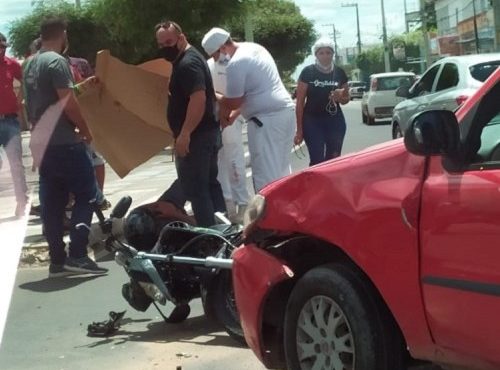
[168,47,218,138]
[298,64,348,116]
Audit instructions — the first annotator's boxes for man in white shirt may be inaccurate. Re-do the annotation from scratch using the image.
[202,28,295,192]
[202,29,250,223]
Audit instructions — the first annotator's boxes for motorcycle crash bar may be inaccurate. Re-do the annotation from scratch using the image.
[137,252,234,269]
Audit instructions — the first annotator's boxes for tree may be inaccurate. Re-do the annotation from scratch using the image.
[8,0,244,64]
[225,0,315,81]
[8,0,110,62]
[89,0,245,64]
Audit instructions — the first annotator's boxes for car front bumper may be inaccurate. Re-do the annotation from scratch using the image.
[232,244,293,367]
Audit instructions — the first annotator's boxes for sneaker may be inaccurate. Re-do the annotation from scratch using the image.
[30,204,41,216]
[64,256,109,275]
[49,264,75,278]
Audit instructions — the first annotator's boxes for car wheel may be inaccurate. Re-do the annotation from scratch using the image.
[392,123,403,139]
[362,110,367,124]
[284,264,405,370]
[367,114,375,125]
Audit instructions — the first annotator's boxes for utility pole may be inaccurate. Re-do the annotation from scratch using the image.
[419,0,431,70]
[341,3,362,55]
[322,23,340,64]
[380,0,390,72]
[472,0,480,53]
[404,0,409,33]
[75,0,81,8]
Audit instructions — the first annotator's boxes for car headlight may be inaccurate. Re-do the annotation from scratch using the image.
[243,194,266,236]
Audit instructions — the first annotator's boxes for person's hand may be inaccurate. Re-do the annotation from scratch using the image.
[294,130,303,145]
[75,76,100,97]
[175,132,190,157]
[330,89,343,103]
[226,111,240,126]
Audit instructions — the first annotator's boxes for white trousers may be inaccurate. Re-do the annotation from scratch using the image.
[247,107,295,192]
[217,116,250,205]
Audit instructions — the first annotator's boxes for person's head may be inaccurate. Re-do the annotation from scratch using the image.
[29,37,42,56]
[0,32,8,58]
[155,20,187,62]
[312,37,335,68]
[40,17,68,54]
[201,27,232,63]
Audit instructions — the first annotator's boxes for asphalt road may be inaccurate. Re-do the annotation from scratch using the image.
[1,100,433,370]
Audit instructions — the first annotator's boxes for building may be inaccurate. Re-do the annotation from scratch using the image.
[434,0,499,55]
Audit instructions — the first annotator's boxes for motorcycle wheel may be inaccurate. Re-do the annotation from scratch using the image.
[212,270,247,346]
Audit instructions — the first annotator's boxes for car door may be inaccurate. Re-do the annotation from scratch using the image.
[397,64,441,131]
[431,62,460,111]
[419,76,500,365]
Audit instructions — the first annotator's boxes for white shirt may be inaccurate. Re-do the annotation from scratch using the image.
[225,42,293,119]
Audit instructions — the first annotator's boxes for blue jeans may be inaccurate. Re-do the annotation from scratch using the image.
[0,116,28,205]
[175,129,226,227]
[39,142,97,265]
[303,111,347,166]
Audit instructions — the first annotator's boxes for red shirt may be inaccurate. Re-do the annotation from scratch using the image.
[0,56,22,115]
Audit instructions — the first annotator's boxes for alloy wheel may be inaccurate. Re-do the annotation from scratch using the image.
[295,295,355,370]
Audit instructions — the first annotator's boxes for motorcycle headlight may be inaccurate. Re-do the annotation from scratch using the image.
[243,194,266,237]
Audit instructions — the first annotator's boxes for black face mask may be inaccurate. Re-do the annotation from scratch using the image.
[158,45,180,62]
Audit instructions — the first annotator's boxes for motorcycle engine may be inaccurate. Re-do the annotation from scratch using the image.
[122,280,153,312]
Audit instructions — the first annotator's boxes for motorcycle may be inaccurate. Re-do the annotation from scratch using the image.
[87,196,245,344]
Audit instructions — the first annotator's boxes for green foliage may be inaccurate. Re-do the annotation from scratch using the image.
[89,0,244,64]
[8,0,244,64]
[225,0,316,80]
[355,30,424,80]
[8,0,110,63]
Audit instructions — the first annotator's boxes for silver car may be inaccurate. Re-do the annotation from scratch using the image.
[391,54,500,139]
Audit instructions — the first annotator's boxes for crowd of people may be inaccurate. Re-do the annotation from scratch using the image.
[0,16,351,278]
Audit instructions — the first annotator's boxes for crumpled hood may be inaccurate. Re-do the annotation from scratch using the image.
[257,139,426,246]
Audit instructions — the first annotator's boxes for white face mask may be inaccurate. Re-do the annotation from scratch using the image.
[218,53,231,66]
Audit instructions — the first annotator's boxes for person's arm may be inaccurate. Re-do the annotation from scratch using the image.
[332,69,350,105]
[56,88,92,142]
[175,89,205,157]
[294,81,308,145]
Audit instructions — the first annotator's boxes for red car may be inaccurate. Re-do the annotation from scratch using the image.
[232,67,500,370]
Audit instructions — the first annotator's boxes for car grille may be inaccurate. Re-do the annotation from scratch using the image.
[374,107,394,115]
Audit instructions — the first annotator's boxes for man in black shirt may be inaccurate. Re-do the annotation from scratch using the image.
[155,21,225,227]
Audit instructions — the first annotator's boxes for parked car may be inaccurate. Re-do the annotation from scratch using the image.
[391,53,500,139]
[347,81,366,99]
[361,71,416,125]
[233,68,500,370]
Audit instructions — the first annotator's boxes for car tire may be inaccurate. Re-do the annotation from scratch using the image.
[367,114,375,125]
[362,110,367,124]
[283,264,406,370]
[392,122,403,139]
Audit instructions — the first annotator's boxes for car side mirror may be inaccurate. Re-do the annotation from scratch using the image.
[395,85,409,98]
[111,196,132,219]
[404,110,460,156]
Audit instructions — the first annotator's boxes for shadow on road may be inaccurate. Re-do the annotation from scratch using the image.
[19,274,106,292]
[0,215,18,223]
[83,314,245,349]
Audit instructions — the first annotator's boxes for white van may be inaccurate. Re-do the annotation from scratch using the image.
[361,71,416,125]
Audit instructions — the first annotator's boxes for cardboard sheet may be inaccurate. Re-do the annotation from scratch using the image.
[78,50,173,178]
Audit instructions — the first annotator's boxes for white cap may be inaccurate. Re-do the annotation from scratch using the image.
[202,27,230,56]
[312,37,335,55]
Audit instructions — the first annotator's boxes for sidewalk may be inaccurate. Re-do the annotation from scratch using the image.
[0,131,180,267]
[1,126,252,267]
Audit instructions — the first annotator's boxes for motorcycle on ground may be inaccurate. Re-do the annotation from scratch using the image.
[85,196,245,344]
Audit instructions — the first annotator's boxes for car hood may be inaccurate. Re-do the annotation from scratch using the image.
[257,139,426,244]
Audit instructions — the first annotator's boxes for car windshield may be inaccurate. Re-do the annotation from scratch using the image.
[376,76,413,91]
[350,82,365,87]
[469,62,500,82]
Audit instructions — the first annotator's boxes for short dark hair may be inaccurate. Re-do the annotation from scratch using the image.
[154,20,182,34]
[40,17,67,41]
[0,32,6,43]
